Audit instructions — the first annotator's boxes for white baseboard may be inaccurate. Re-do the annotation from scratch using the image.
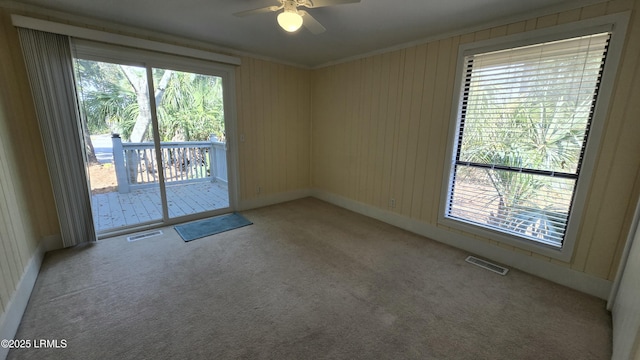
[238,189,312,211]
[311,189,612,300]
[0,240,48,360]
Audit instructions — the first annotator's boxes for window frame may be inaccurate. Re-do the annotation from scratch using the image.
[438,13,629,261]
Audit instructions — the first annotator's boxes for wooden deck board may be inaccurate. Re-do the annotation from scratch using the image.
[92,181,229,232]
[138,191,162,221]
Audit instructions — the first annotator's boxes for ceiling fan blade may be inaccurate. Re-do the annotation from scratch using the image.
[233,5,281,17]
[303,0,360,8]
[299,10,326,34]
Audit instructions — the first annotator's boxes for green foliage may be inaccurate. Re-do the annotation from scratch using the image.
[155,70,225,141]
[75,59,137,135]
[456,58,597,243]
[74,60,225,142]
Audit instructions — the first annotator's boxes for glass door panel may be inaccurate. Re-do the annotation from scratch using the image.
[74,59,163,233]
[151,68,230,219]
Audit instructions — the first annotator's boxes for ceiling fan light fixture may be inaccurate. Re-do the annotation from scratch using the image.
[277,10,303,32]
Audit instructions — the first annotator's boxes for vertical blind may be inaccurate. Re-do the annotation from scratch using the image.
[446,32,610,247]
[17,29,96,247]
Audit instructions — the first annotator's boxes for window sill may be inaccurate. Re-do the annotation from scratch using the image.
[438,215,573,262]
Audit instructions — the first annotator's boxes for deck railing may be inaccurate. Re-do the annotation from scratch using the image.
[112,134,227,193]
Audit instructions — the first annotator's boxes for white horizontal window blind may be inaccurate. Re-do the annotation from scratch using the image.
[446,32,610,248]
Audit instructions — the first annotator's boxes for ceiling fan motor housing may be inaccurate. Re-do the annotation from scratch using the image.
[278,0,304,32]
[283,0,300,13]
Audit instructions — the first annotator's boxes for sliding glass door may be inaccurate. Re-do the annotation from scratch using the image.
[151,68,229,219]
[73,51,234,235]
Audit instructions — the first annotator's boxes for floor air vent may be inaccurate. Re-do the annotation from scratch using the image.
[465,256,509,275]
[127,230,163,242]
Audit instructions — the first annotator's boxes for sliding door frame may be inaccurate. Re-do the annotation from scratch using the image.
[73,40,240,238]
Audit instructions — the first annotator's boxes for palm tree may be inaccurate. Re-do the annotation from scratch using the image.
[456,60,594,243]
[75,59,227,184]
[75,60,225,143]
[75,59,139,140]
[156,70,225,141]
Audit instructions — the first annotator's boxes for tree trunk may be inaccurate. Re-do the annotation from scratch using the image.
[120,67,173,142]
[129,85,152,143]
[83,122,99,165]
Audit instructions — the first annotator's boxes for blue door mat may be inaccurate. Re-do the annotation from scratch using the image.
[174,213,252,242]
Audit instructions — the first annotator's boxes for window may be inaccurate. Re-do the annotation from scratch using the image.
[442,31,611,252]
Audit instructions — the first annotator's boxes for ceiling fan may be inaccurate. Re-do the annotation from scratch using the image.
[234,0,361,34]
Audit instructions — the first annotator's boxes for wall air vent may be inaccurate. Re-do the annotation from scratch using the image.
[127,230,163,242]
[465,256,509,276]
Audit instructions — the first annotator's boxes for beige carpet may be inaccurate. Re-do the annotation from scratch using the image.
[9,198,611,359]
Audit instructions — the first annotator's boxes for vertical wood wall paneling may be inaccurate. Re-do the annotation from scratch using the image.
[0,8,60,317]
[319,65,331,192]
[352,59,365,202]
[391,47,414,216]
[285,65,295,190]
[353,58,367,203]
[271,62,282,192]
[236,57,311,201]
[286,65,295,190]
[423,38,453,224]
[364,56,382,205]
[570,3,624,274]
[234,59,246,199]
[310,67,325,189]
[0,3,637,315]
[0,155,20,312]
[276,62,287,193]
[249,58,264,199]
[298,66,308,189]
[0,17,21,314]
[411,42,438,221]
[344,61,358,199]
[372,53,391,209]
[253,58,266,198]
[239,56,252,200]
[0,159,25,284]
[400,45,426,217]
[1,11,58,240]
[328,64,343,194]
[339,62,351,196]
[342,62,353,197]
[381,51,401,210]
[263,61,274,195]
[432,37,460,225]
[338,62,350,196]
[310,1,640,281]
[584,3,640,278]
[2,11,58,238]
[292,66,309,191]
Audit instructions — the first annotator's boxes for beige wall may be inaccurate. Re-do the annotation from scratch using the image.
[612,206,640,359]
[311,0,640,281]
[0,8,59,316]
[235,57,311,202]
[0,0,638,325]
[0,5,312,321]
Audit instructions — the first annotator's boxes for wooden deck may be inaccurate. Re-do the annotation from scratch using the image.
[91,181,229,232]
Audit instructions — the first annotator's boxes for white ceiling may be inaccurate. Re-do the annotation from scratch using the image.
[14,0,604,67]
